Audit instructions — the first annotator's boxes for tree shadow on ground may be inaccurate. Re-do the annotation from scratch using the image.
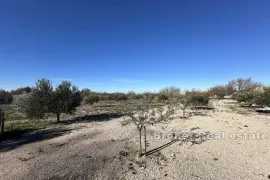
[0,128,71,152]
[58,113,123,125]
[192,106,215,110]
[145,131,210,156]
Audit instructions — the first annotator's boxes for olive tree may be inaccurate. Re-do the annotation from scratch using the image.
[256,87,270,107]
[17,79,53,119]
[49,81,82,122]
[17,79,82,121]
[121,98,175,157]
[176,93,193,118]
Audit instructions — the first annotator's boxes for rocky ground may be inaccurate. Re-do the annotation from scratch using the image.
[0,100,270,180]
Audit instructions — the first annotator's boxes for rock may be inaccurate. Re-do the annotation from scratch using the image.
[119,151,129,156]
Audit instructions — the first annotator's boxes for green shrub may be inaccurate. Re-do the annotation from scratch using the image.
[157,93,169,102]
[85,94,100,105]
[0,90,13,104]
[190,93,209,107]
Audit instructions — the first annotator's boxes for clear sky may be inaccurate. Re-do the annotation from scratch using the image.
[1,0,270,92]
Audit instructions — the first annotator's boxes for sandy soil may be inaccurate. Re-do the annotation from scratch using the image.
[0,100,270,180]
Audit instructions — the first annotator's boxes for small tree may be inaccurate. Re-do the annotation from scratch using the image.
[230,78,261,93]
[17,79,82,121]
[121,98,175,157]
[49,81,82,122]
[208,85,226,99]
[80,88,91,98]
[16,92,48,118]
[189,92,209,108]
[256,87,270,107]
[177,93,193,118]
[234,90,261,107]
[159,86,180,99]
[157,93,169,102]
[17,79,53,119]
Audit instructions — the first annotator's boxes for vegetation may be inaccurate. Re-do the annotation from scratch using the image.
[233,91,260,107]
[208,85,227,99]
[176,93,193,118]
[10,87,31,95]
[0,90,13,104]
[1,77,269,141]
[85,94,100,105]
[189,91,210,107]
[228,78,261,93]
[48,81,82,122]
[121,97,175,157]
[17,79,82,122]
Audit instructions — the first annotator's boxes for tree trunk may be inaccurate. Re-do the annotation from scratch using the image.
[139,129,142,157]
[144,126,147,157]
[56,112,60,122]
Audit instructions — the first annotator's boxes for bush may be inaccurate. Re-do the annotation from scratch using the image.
[10,87,31,95]
[256,87,270,107]
[0,90,13,104]
[85,94,100,105]
[159,86,180,99]
[233,91,261,107]
[157,93,169,102]
[190,93,209,107]
[16,92,47,119]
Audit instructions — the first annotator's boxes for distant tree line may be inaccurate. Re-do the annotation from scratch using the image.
[3,77,270,122]
[208,77,270,108]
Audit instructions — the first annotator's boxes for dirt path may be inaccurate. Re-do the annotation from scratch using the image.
[1,100,270,180]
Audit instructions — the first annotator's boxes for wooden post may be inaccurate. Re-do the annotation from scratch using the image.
[1,111,4,135]
[0,108,3,136]
[0,109,2,135]
[144,126,147,157]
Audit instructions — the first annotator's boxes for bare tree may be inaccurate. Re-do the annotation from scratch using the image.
[229,78,261,93]
[208,85,227,99]
[120,98,175,157]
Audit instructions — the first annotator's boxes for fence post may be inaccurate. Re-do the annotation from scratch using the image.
[0,108,3,136]
[1,111,4,135]
[0,108,2,135]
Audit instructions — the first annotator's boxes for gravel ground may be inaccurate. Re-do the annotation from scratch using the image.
[0,100,270,180]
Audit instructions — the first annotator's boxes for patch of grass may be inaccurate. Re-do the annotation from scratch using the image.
[5,114,26,121]
[0,120,52,141]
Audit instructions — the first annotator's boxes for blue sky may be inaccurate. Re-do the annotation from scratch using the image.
[1,0,270,92]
